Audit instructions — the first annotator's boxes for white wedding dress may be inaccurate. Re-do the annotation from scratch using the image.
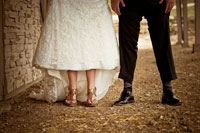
[30,0,119,103]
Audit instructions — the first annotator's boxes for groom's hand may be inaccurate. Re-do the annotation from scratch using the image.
[111,0,126,16]
[159,0,175,14]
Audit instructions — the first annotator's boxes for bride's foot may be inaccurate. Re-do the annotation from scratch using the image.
[86,87,98,107]
[65,88,77,107]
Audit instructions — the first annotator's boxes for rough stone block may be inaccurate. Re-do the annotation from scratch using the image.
[28,39,33,44]
[4,27,18,33]
[9,11,18,19]
[25,44,33,50]
[13,68,19,78]
[19,52,25,58]
[25,72,33,84]
[17,44,25,51]
[32,0,40,6]
[6,71,14,79]
[14,79,24,89]
[10,38,17,43]
[3,1,11,10]
[4,39,10,45]
[16,36,25,44]
[5,45,12,52]
[19,11,25,17]
[20,68,27,75]
[19,25,25,32]
[16,32,24,36]
[28,58,32,65]
[5,52,12,59]
[7,81,14,94]
[11,44,17,52]
[21,58,27,65]
[10,61,16,68]
[5,33,16,39]
[23,4,27,10]
[16,4,22,11]
[16,59,22,66]
[5,61,10,69]
[5,67,16,73]
[4,20,16,27]
[19,17,26,23]
[27,68,33,74]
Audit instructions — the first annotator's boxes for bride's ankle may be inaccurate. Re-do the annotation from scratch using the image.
[87,87,97,100]
[69,86,77,90]
[87,84,95,90]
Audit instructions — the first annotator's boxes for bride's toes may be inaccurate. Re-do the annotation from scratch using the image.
[65,99,71,105]
[66,99,77,107]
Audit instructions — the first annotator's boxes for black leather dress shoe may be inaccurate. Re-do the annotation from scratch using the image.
[114,88,134,106]
[162,89,182,106]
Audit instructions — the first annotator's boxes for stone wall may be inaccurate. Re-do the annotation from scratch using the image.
[3,0,42,95]
[0,0,4,100]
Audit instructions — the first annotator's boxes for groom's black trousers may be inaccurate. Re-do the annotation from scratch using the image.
[118,0,177,82]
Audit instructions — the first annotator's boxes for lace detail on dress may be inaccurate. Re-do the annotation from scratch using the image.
[33,0,119,70]
[30,71,66,103]
[30,0,120,103]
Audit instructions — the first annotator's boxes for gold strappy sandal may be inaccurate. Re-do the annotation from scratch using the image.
[86,87,98,107]
[65,88,77,107]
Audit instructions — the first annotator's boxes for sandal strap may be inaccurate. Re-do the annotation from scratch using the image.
[87,87,98,106]
[88,87,96,96]
[69,89,77,95]
[66,88,77,106]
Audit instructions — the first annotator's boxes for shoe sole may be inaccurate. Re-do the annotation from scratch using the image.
[161,101,182,106]
[114,100,135,106]
[65,101,77,107]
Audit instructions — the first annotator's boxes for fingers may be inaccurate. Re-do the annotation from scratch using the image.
[111,0,125,15]
[111,0,120,15]
[121,0,126,7]
[165,2,170,13]
[117,0,126,15]
[169,3,174,12]
[165,2,174,14]
[165,0,175,14]
[116,2,121,15]
[159,0,164,4]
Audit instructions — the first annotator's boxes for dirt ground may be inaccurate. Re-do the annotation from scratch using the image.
[0,40,199,132]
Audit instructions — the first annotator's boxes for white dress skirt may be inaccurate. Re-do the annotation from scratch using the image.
[30,0,119,103]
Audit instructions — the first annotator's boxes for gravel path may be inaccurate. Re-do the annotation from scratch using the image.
[0,43,199,132]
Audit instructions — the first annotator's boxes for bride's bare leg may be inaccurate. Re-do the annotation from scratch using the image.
[86,69,96,89]
[86,69,98,106]
[65,70,78,106]
[68,70,78,90]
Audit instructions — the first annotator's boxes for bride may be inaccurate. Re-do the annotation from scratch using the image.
[30,0,119,107]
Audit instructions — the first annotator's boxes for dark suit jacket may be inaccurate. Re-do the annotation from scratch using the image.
[121,0,165,11]
[124,0,162,6]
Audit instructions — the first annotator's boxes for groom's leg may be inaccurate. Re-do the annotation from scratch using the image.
[145,3,181,105]
[118,9,142,82]
[114,7,143,106]
[145,4,177,82]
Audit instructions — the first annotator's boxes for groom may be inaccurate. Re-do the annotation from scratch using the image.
[111,0,182,106]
